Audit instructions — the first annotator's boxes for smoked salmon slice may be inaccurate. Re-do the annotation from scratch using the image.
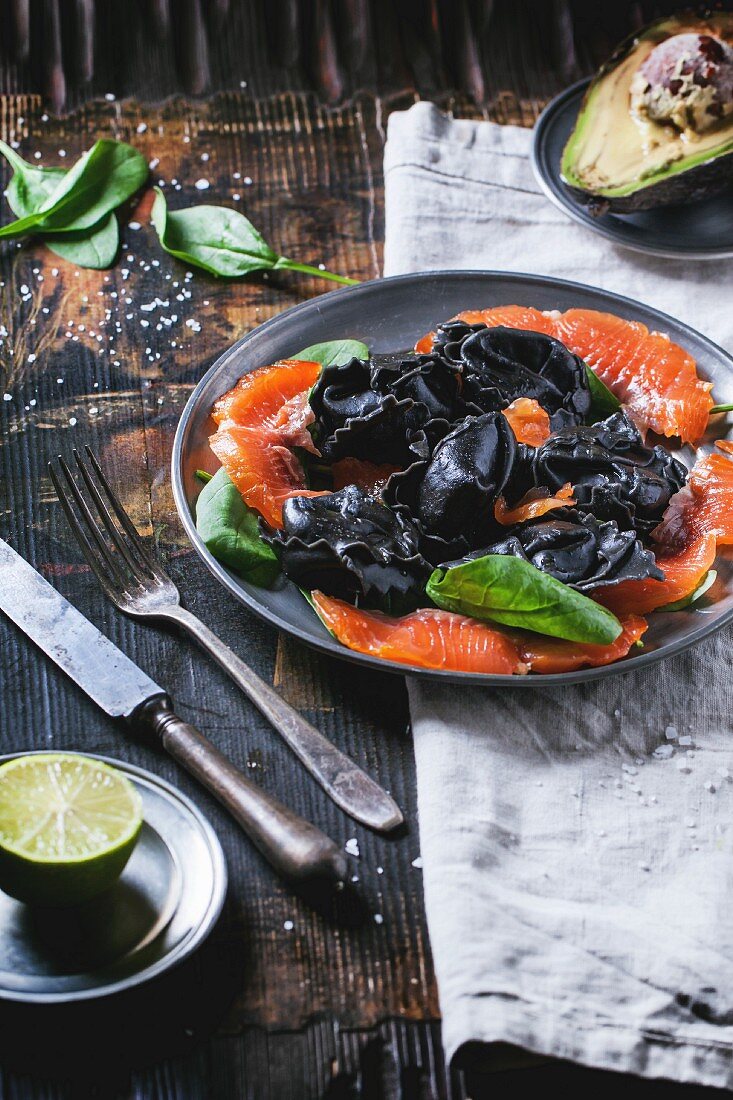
[210,359,325,528]
[416,307,713,443]
[494,484,575,526]
[312,592,647,676]
[311,591,527,675]
[501,397,552,446]
[596,535,717,617]
[653,451,733,548]
[553,310,712,444]
[210,426,326,529]
[331,458,400,496]
[513,615,648,674]
[212,359,322,430]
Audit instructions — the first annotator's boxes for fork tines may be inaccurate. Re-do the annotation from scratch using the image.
[49,447,165,600]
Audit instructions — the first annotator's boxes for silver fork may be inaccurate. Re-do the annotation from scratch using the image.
[50,447,403,833]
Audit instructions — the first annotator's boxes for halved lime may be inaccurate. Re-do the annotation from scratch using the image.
[0,754,143,907]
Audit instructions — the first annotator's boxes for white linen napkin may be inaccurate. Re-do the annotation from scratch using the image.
[384,101,733,1088]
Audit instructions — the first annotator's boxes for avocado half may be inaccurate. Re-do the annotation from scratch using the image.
[561,10,733,213]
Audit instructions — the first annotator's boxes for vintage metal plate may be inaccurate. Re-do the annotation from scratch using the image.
[532,80,733,261]
[0,753,227,1003]
[172,270,733,687]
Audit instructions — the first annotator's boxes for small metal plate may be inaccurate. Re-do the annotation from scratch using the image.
[531,79,733,261]
[0,753,227,1003]
[171,270,733,687]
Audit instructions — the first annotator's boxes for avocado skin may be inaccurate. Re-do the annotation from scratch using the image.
[564,149,733,215]
[562,11,733,214]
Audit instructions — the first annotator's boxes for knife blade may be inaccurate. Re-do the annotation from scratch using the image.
[0,538,349,884]
[0,537,163,717]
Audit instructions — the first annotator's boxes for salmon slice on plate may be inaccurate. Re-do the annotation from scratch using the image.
[416,306,713,444]
[210,358,325,528]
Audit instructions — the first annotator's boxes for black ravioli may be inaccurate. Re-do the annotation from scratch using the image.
[431,322,592,428]
[533,411,687,534]
[383,411,517,562]
[263,485,431,610]
[460,509,663,592]
[308,353,464,464]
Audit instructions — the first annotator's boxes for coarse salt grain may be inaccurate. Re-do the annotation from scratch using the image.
[283,920,294,931]
[374,914,384,925]
[665,725,678,740]
[195,179,210,191]
[344,838,360,858]
[411,856,423,869]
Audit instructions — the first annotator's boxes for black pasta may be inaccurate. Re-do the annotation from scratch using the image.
[308,353,463,464]
[383,411,518,562]
[430,322,592,428]
[456,509,663,592]
[533,411,687,534]
[263,485,431,610]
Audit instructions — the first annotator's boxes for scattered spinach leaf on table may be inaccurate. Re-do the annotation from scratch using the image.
[0,139,147,241]
[195,467,279,587]
[585,366,620,420]
[0,141,119,268]
[151,188,358,285]
[426,554,622,644]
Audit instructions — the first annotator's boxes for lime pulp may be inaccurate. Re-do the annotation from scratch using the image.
[0,753,143,907]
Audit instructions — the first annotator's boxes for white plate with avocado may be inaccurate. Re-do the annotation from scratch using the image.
[0,752,227,1003]
[532,77,733,261]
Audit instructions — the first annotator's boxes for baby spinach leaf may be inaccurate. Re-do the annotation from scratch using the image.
[586,366,620,420]
[293,339,369,367]
[0,141,119,268]
[196,467,279,587]
[151,188,357,285]
[42,218,119,269]
[659,569,717,612]
[426,554,622,644]
[0,139,147,239]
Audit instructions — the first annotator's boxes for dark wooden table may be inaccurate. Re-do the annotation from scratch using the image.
[0,24,723,1100]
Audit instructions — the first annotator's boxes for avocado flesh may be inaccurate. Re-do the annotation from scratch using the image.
[562,12,733,213]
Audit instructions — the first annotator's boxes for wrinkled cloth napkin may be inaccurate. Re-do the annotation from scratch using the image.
[384,101,733,1088]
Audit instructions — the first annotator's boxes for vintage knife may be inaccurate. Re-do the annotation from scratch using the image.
[0,537,349,884]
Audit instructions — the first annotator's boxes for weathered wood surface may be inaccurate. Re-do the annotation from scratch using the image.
[0,87,719,1099]
[0,0,696,112]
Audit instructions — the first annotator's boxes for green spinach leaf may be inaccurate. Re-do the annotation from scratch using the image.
[585,366,620,420]
[0,141,119,268]
[0,139,147,240]
[151,188,357,285]
[195,467,279,587]
[293,339,369,367]
[711,403,733,413]
[426,554,622,644]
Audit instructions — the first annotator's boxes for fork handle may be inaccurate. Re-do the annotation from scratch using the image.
[134,696,348,884]
[159,605,403,833]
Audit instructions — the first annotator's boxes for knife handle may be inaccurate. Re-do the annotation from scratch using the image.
[133,696,348,885]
